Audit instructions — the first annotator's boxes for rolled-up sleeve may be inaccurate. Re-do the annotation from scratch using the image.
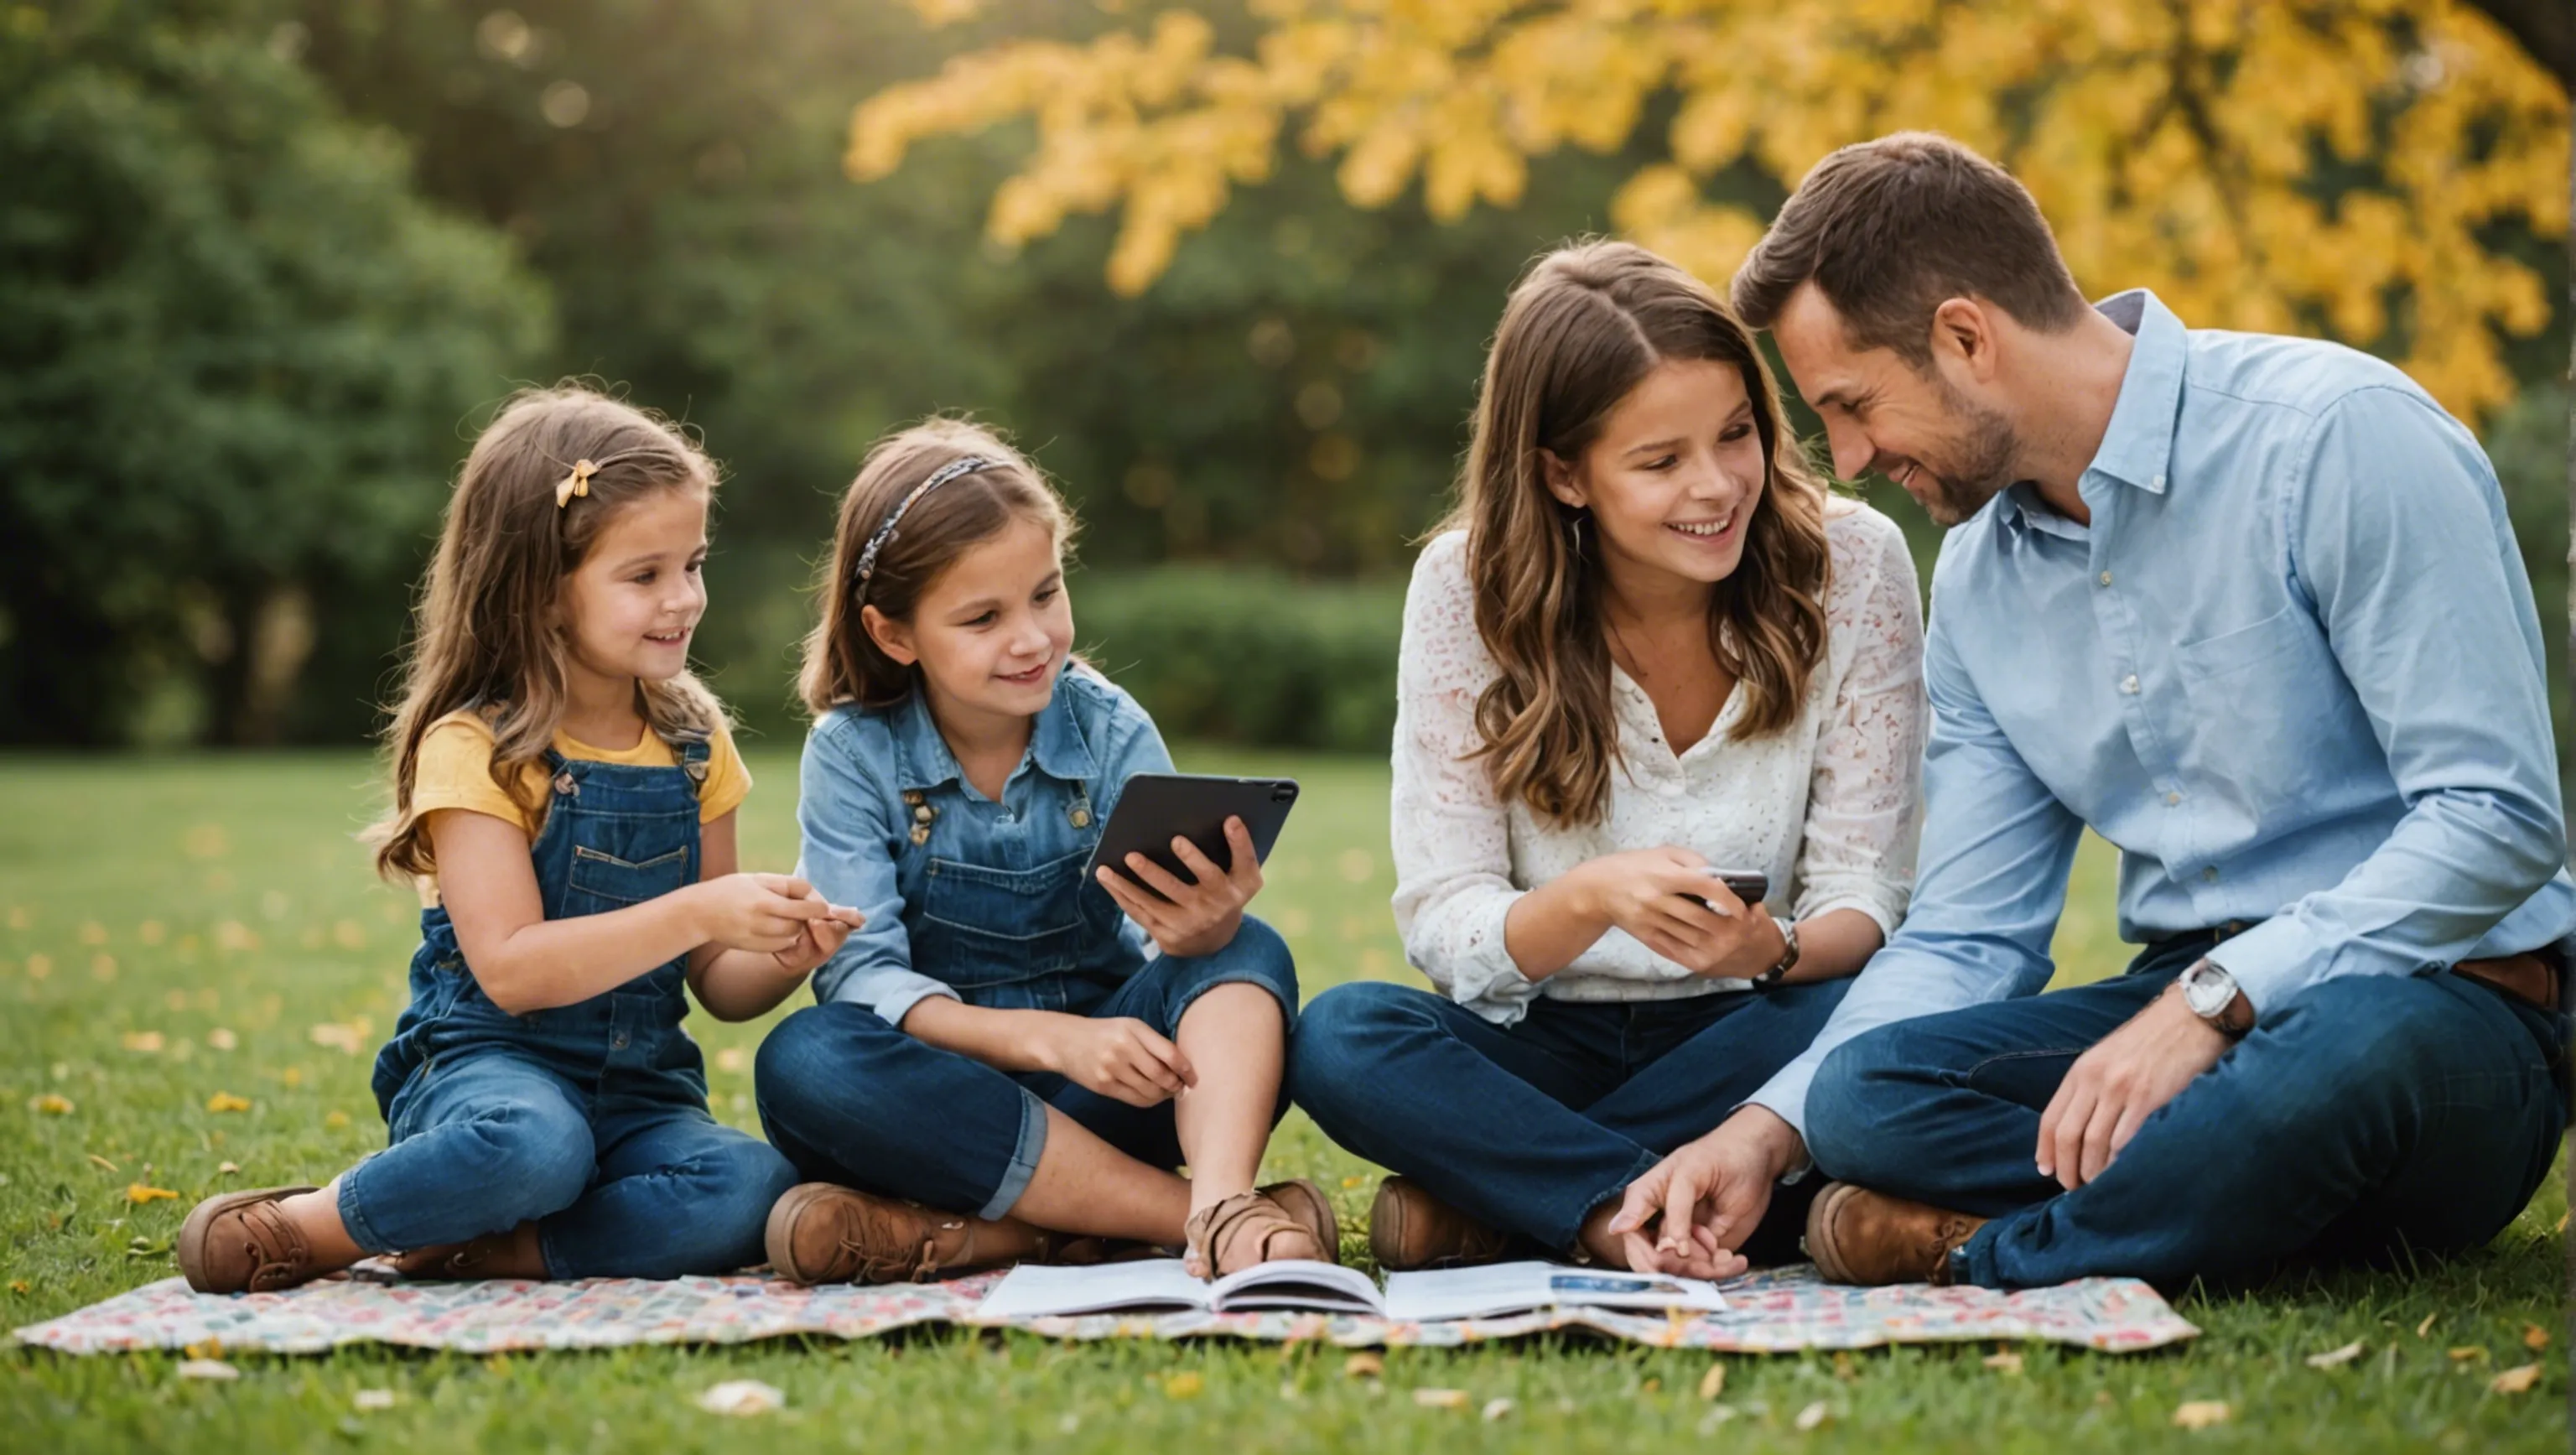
[1793,514,1926,935]
[795,715,957,1027]
[1388,536,1540,1023]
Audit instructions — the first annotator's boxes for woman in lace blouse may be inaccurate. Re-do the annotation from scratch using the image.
[1291,242,1925,1275]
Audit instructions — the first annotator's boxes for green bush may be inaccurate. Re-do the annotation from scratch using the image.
[1073,568,1406,755]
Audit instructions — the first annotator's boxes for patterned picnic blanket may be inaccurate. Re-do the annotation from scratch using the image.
[14,1265,2196,1355]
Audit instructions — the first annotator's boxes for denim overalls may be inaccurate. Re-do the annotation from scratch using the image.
[343,739,796,1278]
[754,668,1301,1221]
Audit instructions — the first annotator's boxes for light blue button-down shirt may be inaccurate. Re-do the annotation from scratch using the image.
[1752,289,2574,1136]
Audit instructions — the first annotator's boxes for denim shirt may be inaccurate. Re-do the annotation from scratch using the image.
[797,665,1173,1026]
[1749,288,2575,1136]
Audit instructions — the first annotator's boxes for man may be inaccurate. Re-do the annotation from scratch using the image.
[1607,132,2570,1289]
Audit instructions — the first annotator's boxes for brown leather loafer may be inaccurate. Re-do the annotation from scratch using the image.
[1186,1177,1342,1275]
[176,1185,325,1294]
[764,1182,1058,1286]
[1803,1182,1988,1286]
[1368,1176,1512,1272]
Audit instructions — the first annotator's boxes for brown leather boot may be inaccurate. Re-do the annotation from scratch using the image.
[1367,1176,1512,1272]
[176,1186,325,1294]
[764,1182,1062,1286]
[1803,1182,1988,1286]
[390,1222,548,1281]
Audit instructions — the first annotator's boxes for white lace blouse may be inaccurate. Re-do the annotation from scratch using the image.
[1390,499,1928,1023]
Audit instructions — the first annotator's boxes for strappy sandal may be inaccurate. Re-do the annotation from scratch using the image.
[1183,1177,1341,1277]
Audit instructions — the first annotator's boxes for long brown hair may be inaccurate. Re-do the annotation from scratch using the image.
[367,386,727,879]
[1442,240,1832,829]
[800,418,1077,715]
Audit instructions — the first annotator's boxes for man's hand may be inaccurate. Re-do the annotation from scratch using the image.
[2034,984,2231,1189]
[1607,1104,1805,1279]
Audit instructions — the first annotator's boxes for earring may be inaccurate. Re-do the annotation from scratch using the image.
[1568,513,1587,560]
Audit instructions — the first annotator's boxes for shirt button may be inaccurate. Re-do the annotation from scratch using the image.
[2097,571,2113,587]
[2120,674,2140,694]
[611,1032,629,1050]
[2201,866,2220,883]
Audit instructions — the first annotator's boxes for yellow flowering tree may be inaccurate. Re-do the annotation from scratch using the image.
[849,0,2568,418]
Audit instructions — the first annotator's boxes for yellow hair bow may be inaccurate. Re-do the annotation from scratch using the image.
[556,459,597,509]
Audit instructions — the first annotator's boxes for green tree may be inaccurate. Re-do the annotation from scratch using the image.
[0,3,547,745]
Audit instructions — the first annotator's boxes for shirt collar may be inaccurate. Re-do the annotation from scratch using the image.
[890,665,1097,793]
[1995,288,2185,538]
[2083,288,2185,496]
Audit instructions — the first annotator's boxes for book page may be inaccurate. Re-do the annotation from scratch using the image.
[1381,1260,1727,1323]
[1208,1260,1384,1315]
[974,1260,1213,1320]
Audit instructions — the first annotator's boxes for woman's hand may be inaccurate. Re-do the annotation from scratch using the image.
[1030,1015,1197,1108]
[1571,847,1789,980]
[1093,816,1264,959]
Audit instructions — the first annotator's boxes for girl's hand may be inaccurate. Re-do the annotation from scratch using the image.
[1093,816,1264,959]
[770,899,866,977]
[1033,1016,1197,1108]
[1572,847,1789,980]
[688,873,840,955]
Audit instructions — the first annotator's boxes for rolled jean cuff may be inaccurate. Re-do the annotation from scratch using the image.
[1168,965,1301,1034]
[979,1085,1052,1222]
[1547,1145,1666,1255]
[335,1153,397,1255]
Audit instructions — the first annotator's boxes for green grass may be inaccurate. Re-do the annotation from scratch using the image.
[1,750,2563,1452]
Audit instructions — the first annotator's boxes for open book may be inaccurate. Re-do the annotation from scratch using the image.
[974,1258,1727,1322]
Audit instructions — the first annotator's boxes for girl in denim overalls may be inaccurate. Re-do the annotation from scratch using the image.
[755,419,1332,1284]
[176,388,860,1294]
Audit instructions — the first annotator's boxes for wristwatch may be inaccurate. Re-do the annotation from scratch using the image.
[1749,917,1801,990]
[2177,959,2253,1037]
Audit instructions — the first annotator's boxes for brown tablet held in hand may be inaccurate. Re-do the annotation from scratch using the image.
[1086,773,1301,902]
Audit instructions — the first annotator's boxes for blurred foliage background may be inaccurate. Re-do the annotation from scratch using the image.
[1,0,2567,777]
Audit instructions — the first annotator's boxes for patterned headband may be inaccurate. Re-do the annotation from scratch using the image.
[852,455,997,603]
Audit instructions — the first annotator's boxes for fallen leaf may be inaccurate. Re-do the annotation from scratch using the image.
[1640,1376,1659,1394]
[2415,1312,2437,1338]
[1343,1353,1383,1380]
[122,1031,165,1054]
[1698,1364,1727,1400]
[2447,1346,2488,1363]
[29,1094,72,1115]
[87,1153,121,1172]
[280,1067,304,1088]
[205,1092,251,1114]
[1165,1371,1203,1400]
[2522,1323,2549,1352]
[2305,1340,2366,1369]
[127,1183,178,1204]
[206,1029,238,1052]
[80,922,107,945]
[695,1380,783,1416]
[23,954,49,980]
[324,1111,350,1130]
[1412,1388,1468,1409]
[1794,1400,1831,1431]
[352,1389,396,1411]
[2171,1400,2231,1430]
[2490,1364,2542,1395]
[216,1161,239,1176]
[1341,1175,1366,1189]
[8,1281,29,1294]
[177,1359,240,1381]
[184,1339,222,1359]
[2556,1209,2568,1234]
[308,1023,366,1056]
[1983,1351,2024,1374]
[1481,1397,1514,1421]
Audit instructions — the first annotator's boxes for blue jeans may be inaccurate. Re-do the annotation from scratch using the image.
[1291,979,1854,1257]
[755,918,1300,1220]
[341,1045,796,1278]
[1805,933,2570,1289]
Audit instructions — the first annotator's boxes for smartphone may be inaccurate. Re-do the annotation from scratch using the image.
[1681,869,1768,912]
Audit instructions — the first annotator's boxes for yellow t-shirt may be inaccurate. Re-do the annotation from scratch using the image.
[409,710,751,888]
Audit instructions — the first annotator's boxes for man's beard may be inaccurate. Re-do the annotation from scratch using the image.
[1905,379,2020,527]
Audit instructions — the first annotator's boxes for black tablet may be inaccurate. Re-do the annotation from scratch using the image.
[1087,772,1300,900]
